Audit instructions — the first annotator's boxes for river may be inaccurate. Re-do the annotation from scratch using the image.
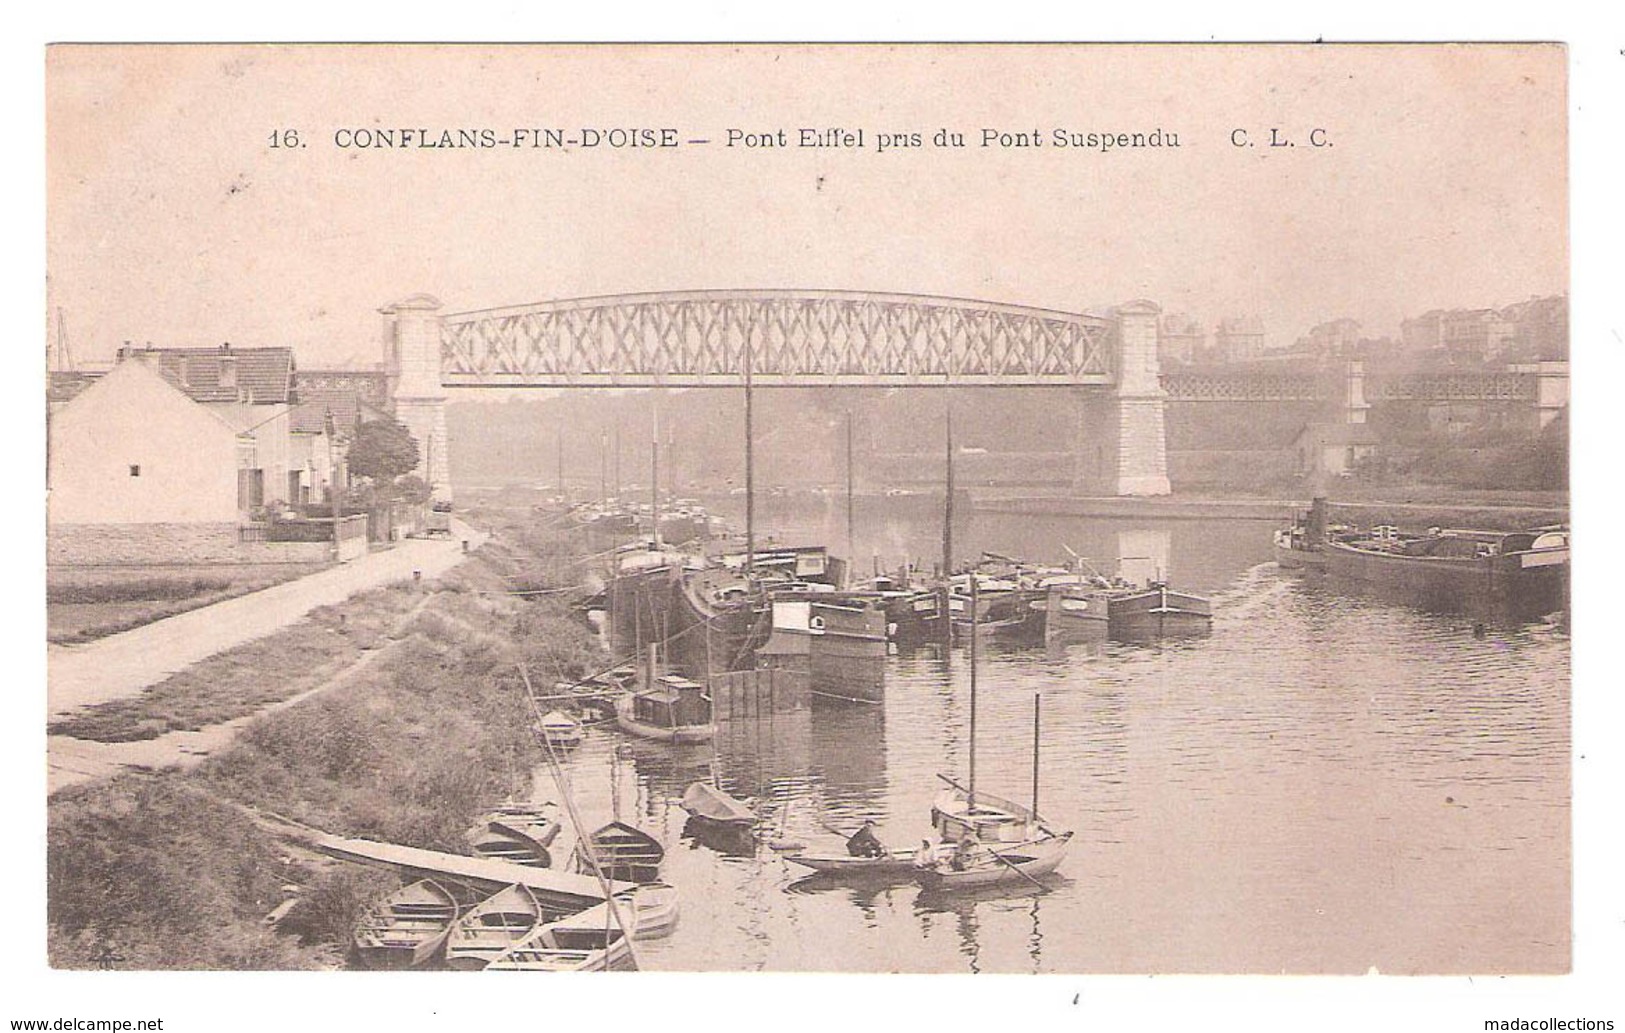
[542,499,1569,974]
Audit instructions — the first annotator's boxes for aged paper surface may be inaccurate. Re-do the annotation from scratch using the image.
[24,35,1621,1032]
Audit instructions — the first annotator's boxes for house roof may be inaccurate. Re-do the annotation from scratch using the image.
[289,388,393,436]
[138,346,296,404]
[53,356,248,435]
[47,370,104,406]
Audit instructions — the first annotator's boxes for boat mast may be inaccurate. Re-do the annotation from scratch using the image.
[744,319,755,573]
[599,430,608,505]
[614,422,622,501]
[556,426,565,501]
[846,409,856,564]
[651,402,662,547]
[942,406,955,579]
[968,573,978,811]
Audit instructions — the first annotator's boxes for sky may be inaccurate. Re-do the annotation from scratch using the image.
[46,44,1567,369]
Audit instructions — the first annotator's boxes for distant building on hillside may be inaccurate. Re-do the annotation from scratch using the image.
[1298,318,1364,359]
[1212,316,1266,364]
[1159,313,1206,366]
[1401,307,1517,362]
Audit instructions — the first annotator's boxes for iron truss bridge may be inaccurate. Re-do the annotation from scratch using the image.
[1160,370,1540,403]
[1160,372,1323,401]
[1370,371,1536,402]
[439,290,1117,387]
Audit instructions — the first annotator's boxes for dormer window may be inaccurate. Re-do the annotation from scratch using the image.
[220,356,238,389]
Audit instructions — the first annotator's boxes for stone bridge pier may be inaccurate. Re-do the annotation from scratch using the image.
[380,294,453,500]
[1073,300,1170,496]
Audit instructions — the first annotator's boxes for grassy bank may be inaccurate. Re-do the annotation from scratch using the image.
[46,509,603,969]
[48,586,426,743]
[47,568,317,645]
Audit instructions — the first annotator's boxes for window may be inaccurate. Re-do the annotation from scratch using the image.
[129,464,141,477]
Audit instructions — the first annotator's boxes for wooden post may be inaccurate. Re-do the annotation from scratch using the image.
[1032,693,1041,820]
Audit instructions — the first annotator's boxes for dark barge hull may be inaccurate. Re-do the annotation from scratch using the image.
[1107,587,1214,640]
[1323,541,1568,616]
[608,565,765,679]
[757,597,889,703]
[1274,543,1328,571]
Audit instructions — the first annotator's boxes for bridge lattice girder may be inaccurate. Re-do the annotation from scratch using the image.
[439,290,1115,387]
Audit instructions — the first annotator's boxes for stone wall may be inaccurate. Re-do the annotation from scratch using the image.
[48,522,336,567]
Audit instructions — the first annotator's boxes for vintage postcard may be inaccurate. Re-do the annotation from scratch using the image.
[30,38,1608,1029]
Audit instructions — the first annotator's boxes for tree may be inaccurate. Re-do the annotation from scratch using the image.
[348,420,421,490]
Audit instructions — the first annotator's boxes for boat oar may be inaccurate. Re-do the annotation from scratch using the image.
[976,841,1051,893]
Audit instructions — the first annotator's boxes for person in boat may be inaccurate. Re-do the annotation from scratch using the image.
[846,820,886,858]
[950,831,978,871]
[914,839,937,868]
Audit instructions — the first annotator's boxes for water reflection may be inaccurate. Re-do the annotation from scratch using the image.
[540,509,1566,973]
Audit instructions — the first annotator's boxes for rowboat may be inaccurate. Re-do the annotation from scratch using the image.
[351,879,461,969]
[915,830,1073,891]
[614,881,680,939]
[474,802,562,849]
[465,804,560,868]
[680,781,756,827]
[576,821,665,884]
[467,824,552,868]
[537,710,584,748]
[783,849,926,880]
[444,884,545,971]
[484,901,636,972]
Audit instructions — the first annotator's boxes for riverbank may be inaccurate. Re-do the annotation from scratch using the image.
[46,508,599,969]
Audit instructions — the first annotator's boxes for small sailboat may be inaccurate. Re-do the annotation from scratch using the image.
[351,879,461,969]
[920,589,1072,892]
[444,884,546,971]
[914,829,1074,891]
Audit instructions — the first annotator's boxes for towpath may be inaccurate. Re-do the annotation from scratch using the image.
[47,521,486,720]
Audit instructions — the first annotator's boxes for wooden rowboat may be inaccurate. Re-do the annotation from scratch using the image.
[476,803,562,848]
[680,781,756,827]
[537,710,584,748]
[915,831,1073,891]
[614,881,680,939]
[576,821,665,884]
[484,902,636,972]
[783,850,925,880]
[352,879,461,969]
[444,884,546,971]
[464,803,560,868]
